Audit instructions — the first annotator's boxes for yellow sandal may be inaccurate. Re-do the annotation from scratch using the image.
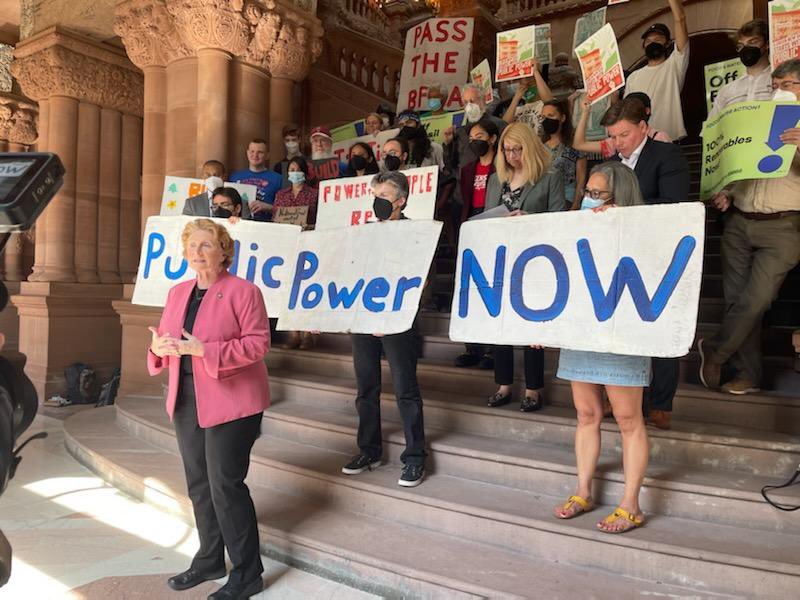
[555,495,593,519]
[597,507,644,534]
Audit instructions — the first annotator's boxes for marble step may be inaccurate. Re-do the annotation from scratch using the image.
[266,347,800,436]
[64,405,732,600]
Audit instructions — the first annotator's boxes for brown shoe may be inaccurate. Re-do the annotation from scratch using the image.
[646,409,672,430]
[721,378,761,395]
[698,338,721,389]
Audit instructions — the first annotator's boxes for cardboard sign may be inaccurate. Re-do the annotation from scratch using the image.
[422,111,465,143]
[704,58,745,115]
[572,92,610,140]
[700,100,800,198]
[277,220,443,334]
[316,166,439,230]
[575,23,625,105]
[396,18,475,112]
[331,121,361,142]
[308,157,342,187]
[769,0,800,71]
[273,205,310,228]
[132,216,301,315]
[573,6,606,51]
[160,177,257,216]
[470,59,494,104]
[535,23,553,65]
[449,203,705,358]
[496,25,536,83]
[332,129,400,164]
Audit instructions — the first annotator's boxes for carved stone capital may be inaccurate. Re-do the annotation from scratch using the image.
[166,0,251,56]
[11,28,144,116]
[114,0,191,68]
[0,44,13,93]
[268,20,323,81]
[0,93,39,146]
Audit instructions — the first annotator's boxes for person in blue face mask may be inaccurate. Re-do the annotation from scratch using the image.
[554,161,651,535]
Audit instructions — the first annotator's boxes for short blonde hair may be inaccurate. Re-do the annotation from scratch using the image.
[181,218,235,269]
[495,122,551,185]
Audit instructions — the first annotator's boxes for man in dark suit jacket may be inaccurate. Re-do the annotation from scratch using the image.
[183,160,251,218]
[604,97,691,430]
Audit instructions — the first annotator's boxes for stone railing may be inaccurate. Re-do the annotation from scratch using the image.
[319,0,400,48]
[324,27,403,101]
[495,0,599,23]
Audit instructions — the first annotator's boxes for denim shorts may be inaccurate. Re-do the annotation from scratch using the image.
[557,349,651,387]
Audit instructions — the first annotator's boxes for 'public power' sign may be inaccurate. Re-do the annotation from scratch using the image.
[396,18,474,113]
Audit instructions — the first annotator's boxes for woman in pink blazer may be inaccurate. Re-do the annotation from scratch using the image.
[148,218,269,600]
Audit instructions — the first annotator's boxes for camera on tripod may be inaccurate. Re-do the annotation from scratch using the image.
[0,152,64,586]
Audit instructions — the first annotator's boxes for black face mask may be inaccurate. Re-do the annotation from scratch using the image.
[644,42,666,60]
[739,45,762,67]
[373,196,395,221]
[350,155,368,171]
[542,117,561,135]
[399,125,419,139]
[211,206,233,219]
[469,139,490,157]
[384,155,402,172]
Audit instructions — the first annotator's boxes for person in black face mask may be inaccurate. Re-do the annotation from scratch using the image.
[540,99,587,210]
[381,137,410,172]
[623,0,690,141]
[343,141,380,177]
[342,171,428,488]
[396,110,445,170]
[210,187,244,223]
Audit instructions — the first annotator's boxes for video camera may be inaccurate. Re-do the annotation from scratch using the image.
[0,152,64,586]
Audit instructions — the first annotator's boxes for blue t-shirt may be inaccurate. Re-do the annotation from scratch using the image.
[230,168,284,222]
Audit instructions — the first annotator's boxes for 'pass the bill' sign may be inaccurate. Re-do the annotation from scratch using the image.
[278,220,443,335]
[132,216,300,315]
[316,166,439,229]
[450,203,705,357]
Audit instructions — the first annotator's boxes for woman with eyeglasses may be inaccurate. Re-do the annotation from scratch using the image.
[554,161,651,535]
[484,122,566,412]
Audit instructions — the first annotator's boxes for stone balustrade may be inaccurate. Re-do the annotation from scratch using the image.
[325,28,403,101]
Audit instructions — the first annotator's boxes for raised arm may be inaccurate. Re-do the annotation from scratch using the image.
[531,58,553,102]
[572,96,603,154]
[669,0,689,52]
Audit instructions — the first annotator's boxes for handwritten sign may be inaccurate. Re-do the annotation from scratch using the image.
[278,220,443,334]
[450,203,705,357]
[332,129,400,164]
[132,217,301,315]
[273,205,310,228]
[160,177,257,216]
[396,18,475,112]
[575,23,625,105]
[316,166,439,230]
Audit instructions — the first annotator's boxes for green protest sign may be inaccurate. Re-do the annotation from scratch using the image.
[704,58,744,114]
[331,121,361,142]
[700,101,800,198]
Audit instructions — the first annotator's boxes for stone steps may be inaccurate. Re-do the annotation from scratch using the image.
[65,405,737,600]
[266,346,800,435]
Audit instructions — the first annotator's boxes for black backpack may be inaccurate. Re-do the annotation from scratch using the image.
[95,369,121,408]
[64,363,99,405]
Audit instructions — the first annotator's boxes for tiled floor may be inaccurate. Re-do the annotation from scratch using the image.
[0,414,378,599]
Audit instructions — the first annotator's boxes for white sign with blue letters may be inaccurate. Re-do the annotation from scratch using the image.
[132,216,301,316]
[450,203,705,357]
[277,219,443,334]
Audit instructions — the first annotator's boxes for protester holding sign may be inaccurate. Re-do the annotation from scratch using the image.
[147,218,269,598]
[274,157,318,227]
[342,171,427,488]
[623,0,690,141]
[343,142,380,177]
[699,59,800,396]
[502,59,554,133]
[209,188,246,224]
[483,122,566,411]
[540,99,587,209]
[708,20,773,119]
[230,139,283,222]
[397,111,445,170]
[554,161,649,534]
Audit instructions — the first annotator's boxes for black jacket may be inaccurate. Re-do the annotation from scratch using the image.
[615,138,690,204]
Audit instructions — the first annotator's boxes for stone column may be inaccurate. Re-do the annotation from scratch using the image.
[140,66,167,234]
[74,102,101,283]
[30,97,48,281]
[269,77,293,162]
[98,108,123,283]
[196,48,232,169]
[229,60,269,172]
[119,114,143,282]
[165,57,198,177]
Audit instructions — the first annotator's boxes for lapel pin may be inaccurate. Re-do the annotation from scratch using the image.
[217,292,223,299]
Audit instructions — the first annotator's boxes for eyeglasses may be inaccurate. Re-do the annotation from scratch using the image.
[580,188,614,200]
[214,202,235,210]
[735,40,764,52]
[503,146,523,156]
[772,80,800,91]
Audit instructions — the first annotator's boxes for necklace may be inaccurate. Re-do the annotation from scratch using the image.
[194,287,207,301]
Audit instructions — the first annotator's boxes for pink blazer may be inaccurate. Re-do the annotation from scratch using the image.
[147,270,270,428]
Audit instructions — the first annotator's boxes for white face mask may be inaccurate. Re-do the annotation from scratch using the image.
[204,176,224,195]
[464,102,482,123]
[772,89,797,102]
[285,140,300,154]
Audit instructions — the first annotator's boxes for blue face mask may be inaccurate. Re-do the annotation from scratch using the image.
[288,171,305,184]
[428,97,442,111]
[580,196,605,210]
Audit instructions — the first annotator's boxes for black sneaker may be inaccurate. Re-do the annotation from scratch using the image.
[341,453,382,475]
[454,352,480,368]
[398,464,425,487]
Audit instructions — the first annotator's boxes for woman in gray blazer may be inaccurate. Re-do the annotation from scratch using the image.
[485,121,566,412]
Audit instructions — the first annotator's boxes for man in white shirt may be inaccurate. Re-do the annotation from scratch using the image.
[707,19,773,119]
[624,0,690,141]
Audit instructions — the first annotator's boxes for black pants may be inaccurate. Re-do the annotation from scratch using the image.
[646,357,679,413]
[351,328,426,466]
[493,346,544,389]
[173,377,263,585]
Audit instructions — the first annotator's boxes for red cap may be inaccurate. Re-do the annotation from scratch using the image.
[309,126,332,140]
